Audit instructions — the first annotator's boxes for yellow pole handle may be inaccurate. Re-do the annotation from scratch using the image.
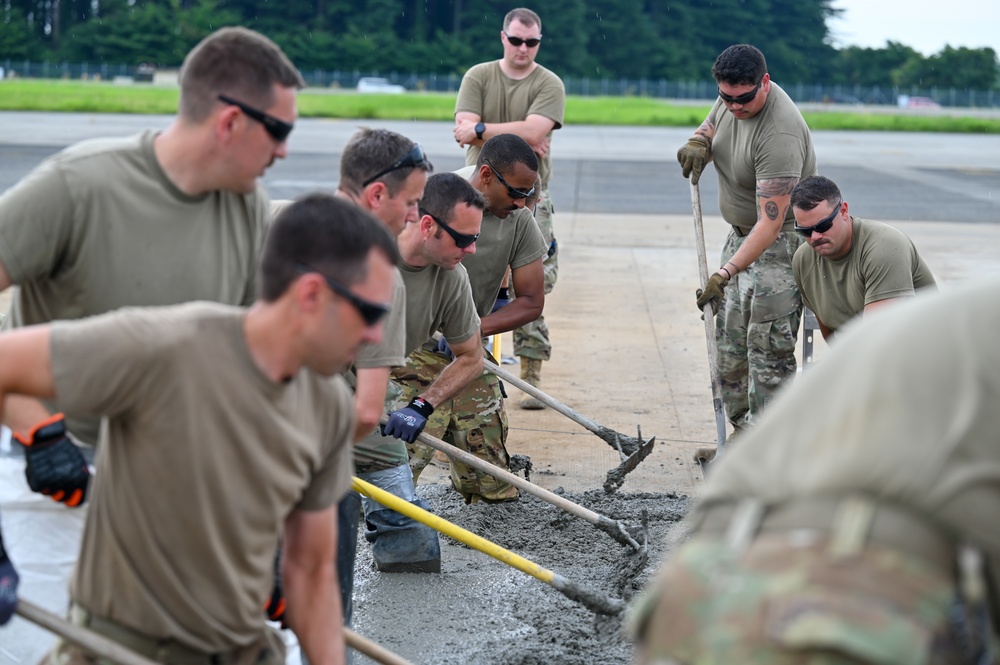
[352,477,554,584]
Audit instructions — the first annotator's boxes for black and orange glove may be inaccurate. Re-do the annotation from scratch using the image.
[15,414,90,508]
[263,544,286,626]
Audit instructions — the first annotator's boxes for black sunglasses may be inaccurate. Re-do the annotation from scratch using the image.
[218,94,294,142]
[420,208,479,249]
[296,263,390,326]
[717,79,763,106]
[504,31,542,48]
[794,199,843,237]
[483,158,535,200]
[361,143,430,188]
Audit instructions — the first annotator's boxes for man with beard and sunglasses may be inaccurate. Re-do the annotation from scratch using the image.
[454,6,565,411]
[676,44,817,460]
[402,134,546,504]
[790,175,936,341]
[0,27,302,507]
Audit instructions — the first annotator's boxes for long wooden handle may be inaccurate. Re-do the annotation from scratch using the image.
[483,358,604,434]
[691,180,729,453]
[345,627,414,665]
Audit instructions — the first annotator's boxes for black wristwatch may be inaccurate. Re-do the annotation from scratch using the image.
[475,122,486,140]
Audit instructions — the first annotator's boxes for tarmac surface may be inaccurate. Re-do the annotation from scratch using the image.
[0,111,998,663]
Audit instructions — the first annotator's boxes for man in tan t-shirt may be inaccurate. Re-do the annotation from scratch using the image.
[454,6,565,409]
[632,278,1000,665]
[0,195,398,665]
[791,175,936,340]
[0,27,303,508]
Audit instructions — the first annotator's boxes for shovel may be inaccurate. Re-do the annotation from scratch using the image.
[16,598,413,665]
[353,477,629,616]
[392,416,645,551]
[690,180,728,473]
[483,358,656,492]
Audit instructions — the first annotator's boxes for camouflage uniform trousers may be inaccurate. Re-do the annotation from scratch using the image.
[513,188,558,361]
[633,533,965,665]
[716,228,804,430]
[354,378,408,475]
[40,604,286,664]
[396,347,517,502]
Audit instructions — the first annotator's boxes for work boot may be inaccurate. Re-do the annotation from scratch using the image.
[364,499,441,573]
[519,357,546,410]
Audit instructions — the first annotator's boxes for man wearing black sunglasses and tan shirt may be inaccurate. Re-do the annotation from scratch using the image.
[790,175,936,341]
[676,44,816,460]
[0,27,301,506]
[403,134,546,504]
[454,6,565,411]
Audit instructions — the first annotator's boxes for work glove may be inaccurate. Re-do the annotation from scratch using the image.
[263,544,286,627]
[0,527,18,625]
[15,414,90,508]
[435,337,454,360]
[383,397,435,444]
[695,273,729,316]
[677,135,711,185]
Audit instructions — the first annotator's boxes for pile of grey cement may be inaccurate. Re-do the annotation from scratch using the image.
[352,484,690,664]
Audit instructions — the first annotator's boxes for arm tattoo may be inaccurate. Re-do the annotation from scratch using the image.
[765,201,779,220]
[695,121,714,140]
[756,177,798,199]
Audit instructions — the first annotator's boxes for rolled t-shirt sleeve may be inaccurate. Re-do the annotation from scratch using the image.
[455,65,486,117]
[511,211,548,269]
[297,379,356,511]
[0,158,77,284]
[441,266,481,346]
[528,73,566,129]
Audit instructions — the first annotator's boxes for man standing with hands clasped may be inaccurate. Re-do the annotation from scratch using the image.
[676,44,816,458]
[454,7,565,409]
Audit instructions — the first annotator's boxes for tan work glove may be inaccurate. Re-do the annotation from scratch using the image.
[677,136,711,185]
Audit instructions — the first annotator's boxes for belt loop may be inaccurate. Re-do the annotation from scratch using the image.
[725,498,765,555]
[829,495,875,558]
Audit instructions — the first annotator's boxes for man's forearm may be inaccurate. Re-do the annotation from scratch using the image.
[284,556,345,665]
[480,296,544,337]
[419,350,483,407]
[352,367,392,441]
[4,394,56,438]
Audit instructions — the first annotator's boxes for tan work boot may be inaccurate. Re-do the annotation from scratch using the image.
[519,357,546,410]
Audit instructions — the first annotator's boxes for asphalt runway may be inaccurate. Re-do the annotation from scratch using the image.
[0,112,998,223]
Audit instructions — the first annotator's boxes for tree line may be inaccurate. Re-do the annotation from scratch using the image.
[0,0,997,90]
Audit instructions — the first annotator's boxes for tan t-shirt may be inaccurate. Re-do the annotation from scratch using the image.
[457,166,548,316]
[398,261,480,352]
[793,217,937,332]
[51,302,354,652]
[706,83,817,231]
[695,278,1000,598]
[0,131,269,444]
[456,61,566,189]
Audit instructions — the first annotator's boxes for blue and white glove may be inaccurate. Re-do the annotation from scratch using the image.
[384,397,435,444]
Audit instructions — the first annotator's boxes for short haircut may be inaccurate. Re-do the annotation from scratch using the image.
[504,8,542,31]
[712,44,768,87]
[476,134,539,178]
[259,193,399,301]
[791,176,842,212]
[420,173,486,225]
[525,175,543,211]
[340,127,434,196]
[179,27,304,123]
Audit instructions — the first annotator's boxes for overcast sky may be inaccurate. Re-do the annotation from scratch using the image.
[828,0,1000,56]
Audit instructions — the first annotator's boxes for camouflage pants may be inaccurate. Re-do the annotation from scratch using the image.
[633,534,964,665]
[514,188,558,361]
[716,229,803,429]
[354,379,408,474]
[395,347,517,502]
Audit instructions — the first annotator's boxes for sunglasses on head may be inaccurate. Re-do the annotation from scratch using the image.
[420,208,479,249]
[717,79,763,106]
[504,32,541,48]
[296,263,390,326]
[483,158,536,200]
[362,143,430,188]
[794,199,843,237]
[218,94,294,142]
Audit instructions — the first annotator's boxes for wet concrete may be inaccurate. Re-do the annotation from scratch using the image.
[351,485,689,664]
